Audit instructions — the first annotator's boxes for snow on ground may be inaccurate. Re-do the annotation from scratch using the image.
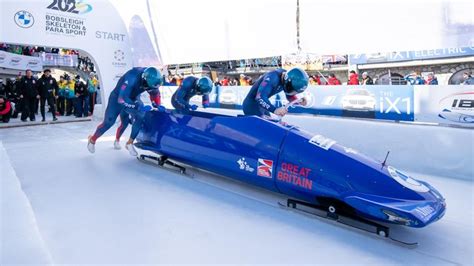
[0,112,473,265]
[0,112,91,129]
[0,143,52,264]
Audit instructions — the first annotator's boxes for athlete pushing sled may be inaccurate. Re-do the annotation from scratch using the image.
[242,67,309,118]
[87,67,165,156]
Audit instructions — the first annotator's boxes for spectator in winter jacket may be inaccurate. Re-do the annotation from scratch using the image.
[57,76,67,115]
[309,75,324,85]
[19,69,40,122]
[245,76,253,85]
[0,79,5,96]
[168,76,177,86]
[0,96,12,123]
[405,72,426,85]
[65,76,76,115]
[361,72,374,85]
[348,70,359,85]
[318,75,326,85]
[37,69,59,121]
[6,78,21,118]
[0,43,8,51]
[176,75,182,85]
[74,75,89,117]
[462,71,474,85]
[426,73,438,85]
[240,74,249,86]
[327,73,341,85]
[415,76,426,85]
[229,78,239,86]
[88,73,99,115]
[221,76,230,86]
[2,79,11,99]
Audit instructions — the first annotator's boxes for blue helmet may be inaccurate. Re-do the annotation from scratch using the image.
[283,67,309,95]
[195,76,213,95]
[142,67,163,89]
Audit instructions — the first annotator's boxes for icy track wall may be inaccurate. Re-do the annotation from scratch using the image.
[150,85,473,181]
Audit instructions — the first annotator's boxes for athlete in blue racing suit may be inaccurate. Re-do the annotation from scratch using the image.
[87,67,164,156]
[171,76,213,112]
[242,68,309,117]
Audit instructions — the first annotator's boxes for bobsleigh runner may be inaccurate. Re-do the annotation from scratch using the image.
[134,108,446,247]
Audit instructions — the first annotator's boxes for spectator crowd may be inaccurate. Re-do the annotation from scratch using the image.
[0,43,95,76]
[0,43,78,57]
[0,69,99,124]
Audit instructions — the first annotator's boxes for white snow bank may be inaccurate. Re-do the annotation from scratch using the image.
[0,142,53,265]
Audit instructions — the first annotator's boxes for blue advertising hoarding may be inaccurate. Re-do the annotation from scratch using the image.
[284,86,414,121]
[208,85,415,122]
[161,85,473,127]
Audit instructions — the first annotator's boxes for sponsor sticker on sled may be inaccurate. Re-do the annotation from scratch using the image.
[414,205,435,222]
[387,166,430,193]
[343,147,358,154]
[237,157,254,173]
[309,135,336,150]
[257,159,273,178]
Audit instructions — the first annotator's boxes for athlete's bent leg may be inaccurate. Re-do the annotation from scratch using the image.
[114,111,131,150]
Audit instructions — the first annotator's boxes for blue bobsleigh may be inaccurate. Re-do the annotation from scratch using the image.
[135,111,446,230]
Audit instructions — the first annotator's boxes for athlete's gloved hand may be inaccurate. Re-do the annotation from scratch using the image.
[134,101,144,109]
[203,103,209,108]
[274,107,288,116]
[156,105,166,112]
[139,105,153,112]
[299,97,308,106]
[190,104,198,111]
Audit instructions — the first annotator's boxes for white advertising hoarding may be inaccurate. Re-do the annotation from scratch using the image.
[415,85,474,127]
[0,51,43,72]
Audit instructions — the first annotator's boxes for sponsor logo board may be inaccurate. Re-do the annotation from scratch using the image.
[438,92,474,123]
[14,10,34,28]
[257,159,273,178]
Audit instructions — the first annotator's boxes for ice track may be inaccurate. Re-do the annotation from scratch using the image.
[1,112,473,265]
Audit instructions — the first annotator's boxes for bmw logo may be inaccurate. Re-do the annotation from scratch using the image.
[14,10,34,28]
